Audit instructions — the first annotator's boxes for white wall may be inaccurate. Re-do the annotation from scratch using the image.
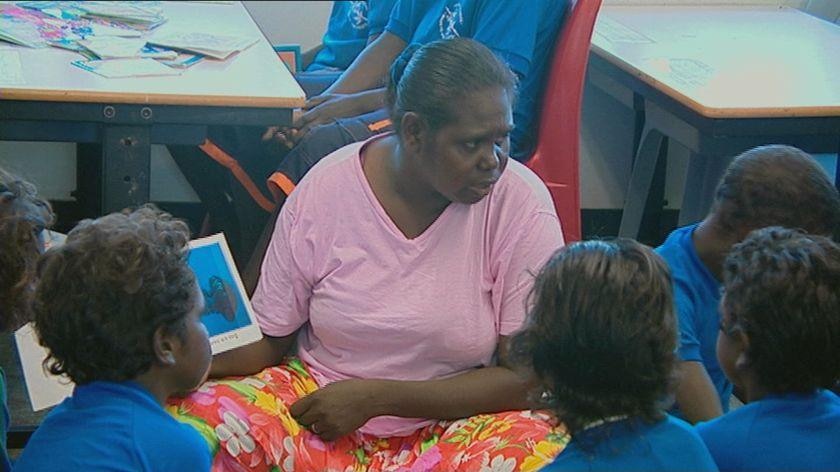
[1,0,837,207]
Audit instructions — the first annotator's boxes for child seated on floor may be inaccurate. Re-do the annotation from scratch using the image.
[512,239,718,471]
[14,206,212,471]
[696,227,840,472]
[0,169,55,472]
[656,145,840,424]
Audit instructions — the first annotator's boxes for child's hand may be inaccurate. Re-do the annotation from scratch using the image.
[289,379,380,441]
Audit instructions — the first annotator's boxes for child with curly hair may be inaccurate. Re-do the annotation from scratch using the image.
[656,145,840,424]
[0,169,54,471]
[697,227,840,471]
[14,207,212,471]
[511,239,718,471]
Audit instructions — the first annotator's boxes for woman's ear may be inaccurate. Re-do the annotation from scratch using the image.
[400,112,427,154]
[153,325,177,367]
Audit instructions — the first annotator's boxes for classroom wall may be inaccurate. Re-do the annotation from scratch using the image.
[0,0,837,207]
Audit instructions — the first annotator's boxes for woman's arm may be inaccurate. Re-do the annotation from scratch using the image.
[290,337,541,441]
[209,332,297,378]
[674,360,724,423]
[322,31,406,95]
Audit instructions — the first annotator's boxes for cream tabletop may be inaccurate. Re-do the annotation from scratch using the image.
[591,5,840,118]
[0,1,305,108]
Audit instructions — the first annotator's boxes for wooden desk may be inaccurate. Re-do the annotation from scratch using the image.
[0,1,305,214]
[588,5,840,237]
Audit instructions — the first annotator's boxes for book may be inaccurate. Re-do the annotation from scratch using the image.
[15,232,262,411]
[72,57,182,78]
[148,32,258,60]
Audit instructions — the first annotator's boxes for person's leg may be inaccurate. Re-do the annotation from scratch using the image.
[295,70,343,97]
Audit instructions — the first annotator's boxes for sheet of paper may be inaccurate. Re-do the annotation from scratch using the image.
[595,17,654,44]
[149,32,257,60]
[78,37,146,59]
[0,50,25,85]
[72,57,182,78]
[15,322,75,411]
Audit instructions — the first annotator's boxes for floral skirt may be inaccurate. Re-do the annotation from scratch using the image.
[166,359,568,471]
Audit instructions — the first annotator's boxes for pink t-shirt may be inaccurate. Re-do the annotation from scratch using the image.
[252,136,564,437]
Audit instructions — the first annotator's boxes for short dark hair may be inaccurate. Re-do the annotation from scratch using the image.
[386,38,517,134]
[722,226,840,393]
[0,169,54,332]
[510,239,677,437]
[712,145,840,238]
[33,206,196,385]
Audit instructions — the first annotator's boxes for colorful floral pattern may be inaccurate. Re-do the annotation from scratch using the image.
[167,359,568,471]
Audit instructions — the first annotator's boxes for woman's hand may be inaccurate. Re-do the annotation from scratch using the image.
[289,379,383,441]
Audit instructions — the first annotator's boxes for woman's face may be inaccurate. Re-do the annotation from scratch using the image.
[417,87,514,205]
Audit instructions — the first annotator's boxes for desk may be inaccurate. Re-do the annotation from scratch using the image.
[0,1,305,215]
[588,5,840,238]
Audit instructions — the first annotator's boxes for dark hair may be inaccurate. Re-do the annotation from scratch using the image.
[510,239,677,437]
[386,38,517,133]
[712,145,840,239]
[722,226,840,393]
[0,169,54,332]
[33,205,196,385]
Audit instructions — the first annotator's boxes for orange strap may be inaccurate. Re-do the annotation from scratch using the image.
[267,172,296,201]
[198,139,276,213]
[368,118,392,132]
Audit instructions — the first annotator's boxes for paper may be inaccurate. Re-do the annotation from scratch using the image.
[0,50,25,85]
[15,322,75,411]
[596,17,654,44]
[72,57,182,78]
[149,32,258,60]
[78,36,147,59]
[188,234,263,355]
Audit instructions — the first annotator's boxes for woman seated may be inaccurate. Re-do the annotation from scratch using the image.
[169,38,567,471]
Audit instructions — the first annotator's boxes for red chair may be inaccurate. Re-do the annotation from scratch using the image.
[526,0,603,243]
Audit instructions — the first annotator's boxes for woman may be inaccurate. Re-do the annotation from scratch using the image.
[169,38,567,471]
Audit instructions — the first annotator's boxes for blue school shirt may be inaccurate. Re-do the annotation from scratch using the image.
[14,381,210,472]
[308,1,396,72]
[385,0,569,160]
[656,224,732,413]
[0,368,10,472]
[543,415,718,471]
[696,390,840,472]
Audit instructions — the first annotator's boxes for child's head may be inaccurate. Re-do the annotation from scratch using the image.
[511,239,677,435]
[33,206,211,394]
[719,226,840,396]
[710,145,840,240]
[0,169,54,331]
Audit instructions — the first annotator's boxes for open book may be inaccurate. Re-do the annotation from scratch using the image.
[15,233,262,411]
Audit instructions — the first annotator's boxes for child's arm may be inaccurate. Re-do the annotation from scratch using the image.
[209,332,297,378]
[676,361,724,423]
[322,31,406,95]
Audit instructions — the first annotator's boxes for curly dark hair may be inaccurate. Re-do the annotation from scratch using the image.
[510,239,677,437]
[722,227,840,393]
[0,169,54,332]
[33,205,196,385]
[712,145,840,239]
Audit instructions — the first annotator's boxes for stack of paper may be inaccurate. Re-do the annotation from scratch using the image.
[76,2,166,30]
[72,58,182,78]
[77,37,148,59]
[148,32,258,60]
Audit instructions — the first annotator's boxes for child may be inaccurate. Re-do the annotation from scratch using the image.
[696,227,840,471]
[0,169,54,471]
[656,145,840,423]
[511,239,718,471]
[14,206,212,471]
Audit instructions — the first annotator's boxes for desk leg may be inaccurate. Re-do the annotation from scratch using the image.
[618,127,666,239]
[101,126,151,214]
[678,151,732,226]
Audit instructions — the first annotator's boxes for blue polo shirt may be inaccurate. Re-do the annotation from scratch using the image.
[696,390,840,472]
[543,415,718,471]
[656,224,731,413]
[308,0,396,72]
[385,0,569,160]
[15,381,210,471]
